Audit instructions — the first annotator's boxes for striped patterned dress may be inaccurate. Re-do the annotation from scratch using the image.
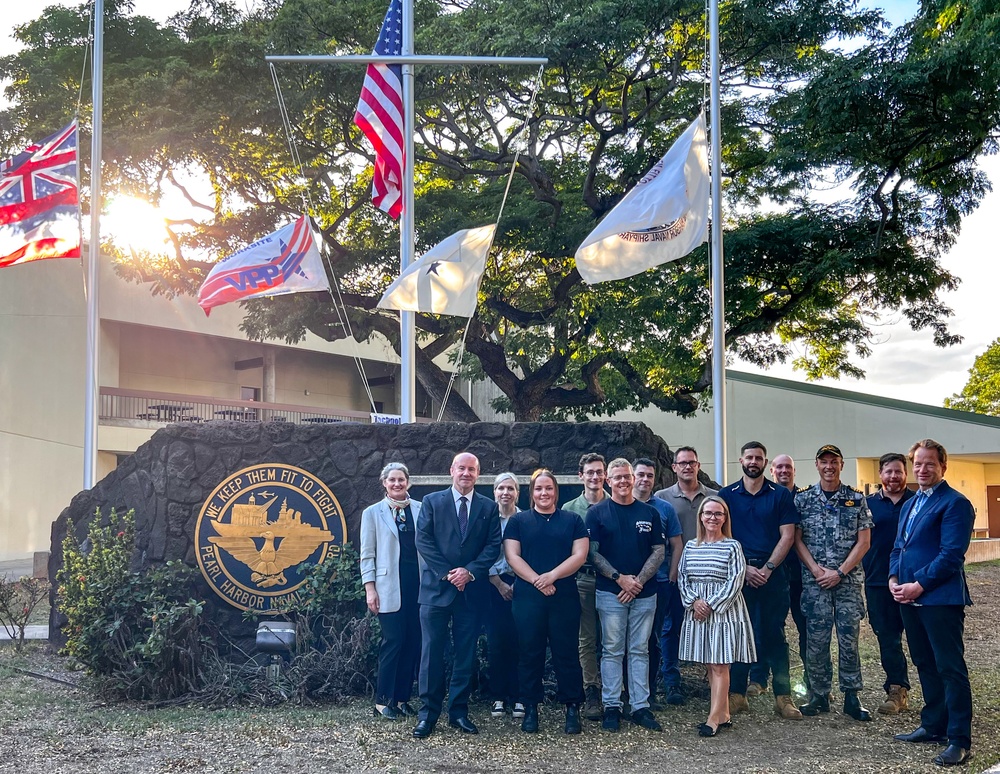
[677,537,757,665]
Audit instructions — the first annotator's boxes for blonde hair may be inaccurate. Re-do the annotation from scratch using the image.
[695,496,733,544]
[493,471,520,496]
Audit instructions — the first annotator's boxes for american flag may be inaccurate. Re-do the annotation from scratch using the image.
[0,121,80,268]
[353,0,404,220]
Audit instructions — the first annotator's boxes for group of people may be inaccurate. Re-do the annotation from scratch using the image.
[358,438,975,767]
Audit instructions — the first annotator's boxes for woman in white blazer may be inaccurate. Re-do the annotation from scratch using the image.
[360,462,422,720]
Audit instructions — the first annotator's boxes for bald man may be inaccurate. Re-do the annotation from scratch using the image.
[413,452,502,738]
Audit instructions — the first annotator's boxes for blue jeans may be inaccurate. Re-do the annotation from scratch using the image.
[595,590,657,711]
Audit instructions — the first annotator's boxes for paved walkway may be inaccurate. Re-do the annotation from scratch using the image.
[0,625,48,641]
[0,558,35,580]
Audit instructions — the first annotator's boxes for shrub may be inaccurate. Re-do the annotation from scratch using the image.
[0,576,49,652]
[57,509,214,701]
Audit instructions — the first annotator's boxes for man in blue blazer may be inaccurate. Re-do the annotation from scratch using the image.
[412,452,501,738]
[889,439,975,767]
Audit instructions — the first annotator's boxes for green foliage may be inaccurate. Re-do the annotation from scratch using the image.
[57,509,214,701]
[945,338,1000,416]
[3,0,998,419]
[0,576,49,652]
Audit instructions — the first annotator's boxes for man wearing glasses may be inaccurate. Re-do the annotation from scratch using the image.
[587,458,665,733]
[654,447,718,544]
[794,445,873,722]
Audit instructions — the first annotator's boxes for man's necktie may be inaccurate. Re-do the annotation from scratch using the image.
[458,496,469,539]
[903,491,928,540]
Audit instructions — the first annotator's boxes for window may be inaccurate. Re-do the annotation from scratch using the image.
[241,386,260,402]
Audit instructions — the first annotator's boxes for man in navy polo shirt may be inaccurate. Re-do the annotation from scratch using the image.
[719,441,802,721]
[864,452,914,715]
[587,458,665,733]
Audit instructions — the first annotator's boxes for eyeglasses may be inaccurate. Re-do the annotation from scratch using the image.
[702,511,726,519]
[674,461,699,468]
[609,474,633,482]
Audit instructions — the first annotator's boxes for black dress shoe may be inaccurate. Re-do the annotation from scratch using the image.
[934,745,971,766]
[799,693,830,716]
[448,716,479,734]
[843,690,872,721]
[564,704,581,735]
[412,720,435,738]
[697,722,718,737]
[397,701,418,718]
[521,705,539,733]
[895,727,949,744]
[373,704,402,720]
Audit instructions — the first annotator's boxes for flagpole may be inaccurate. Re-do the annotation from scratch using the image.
[709,0,727,486]
[83,0,103,488]
[399,0,416,424]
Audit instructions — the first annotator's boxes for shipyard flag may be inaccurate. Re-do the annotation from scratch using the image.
[353,0,404,219]
[378,224,495,317]
[197,215,331,315]
[0,121,80,268]
[574,113,709,284]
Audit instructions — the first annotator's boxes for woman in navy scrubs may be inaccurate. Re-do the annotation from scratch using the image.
[504,469,590,734]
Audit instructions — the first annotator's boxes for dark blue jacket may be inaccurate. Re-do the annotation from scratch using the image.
[888,479,973,606]
[415,488,501,607]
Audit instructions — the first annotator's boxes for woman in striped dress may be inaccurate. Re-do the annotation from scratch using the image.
[678,495,756,736]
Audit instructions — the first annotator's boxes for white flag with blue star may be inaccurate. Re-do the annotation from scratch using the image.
[377,224,496,317]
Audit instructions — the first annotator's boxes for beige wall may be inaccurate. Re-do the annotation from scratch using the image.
[0,257,405,561]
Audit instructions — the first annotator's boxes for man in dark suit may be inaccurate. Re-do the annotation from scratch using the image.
[890,439,975,767]
[412,452,501,738]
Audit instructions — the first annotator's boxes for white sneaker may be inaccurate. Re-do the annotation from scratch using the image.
[512,703,526,719]
[491,700,506,718]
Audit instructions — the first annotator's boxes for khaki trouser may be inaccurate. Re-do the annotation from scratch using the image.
[577,570,601,689]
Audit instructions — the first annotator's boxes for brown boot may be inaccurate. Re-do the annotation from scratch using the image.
[878,685,909,715]
[775,695,803,720]
[728,693,750,715]
[746,682,766,697]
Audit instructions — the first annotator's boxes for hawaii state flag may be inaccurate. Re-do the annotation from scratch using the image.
[197,215,331,315]
[0,121,80,268]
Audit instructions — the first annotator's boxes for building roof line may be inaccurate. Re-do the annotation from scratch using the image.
[727,370,1000,430]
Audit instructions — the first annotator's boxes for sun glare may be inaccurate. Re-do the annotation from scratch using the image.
[103,195,171,256]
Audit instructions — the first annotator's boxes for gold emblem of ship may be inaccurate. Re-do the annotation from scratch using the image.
[208,493,333,588]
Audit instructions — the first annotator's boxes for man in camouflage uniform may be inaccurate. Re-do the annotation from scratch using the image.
[794,444,873,721]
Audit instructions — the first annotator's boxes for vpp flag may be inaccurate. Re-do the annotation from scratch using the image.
[574,113,709,284]
[354,0,404,219]
[0,121,80,268]
[197,215,330,315]
[377,224,496,317]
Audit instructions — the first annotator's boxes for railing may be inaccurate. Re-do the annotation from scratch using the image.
[99,387,386,426]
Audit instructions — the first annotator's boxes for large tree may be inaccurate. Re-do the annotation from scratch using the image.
[945,338,1000,416]
[3,0,999,420]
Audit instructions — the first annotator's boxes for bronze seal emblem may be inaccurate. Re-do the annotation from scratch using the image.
[195,463,346,612]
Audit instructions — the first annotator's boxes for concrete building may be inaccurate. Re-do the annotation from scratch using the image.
[0,258,419,562]
[472,372,1000,537]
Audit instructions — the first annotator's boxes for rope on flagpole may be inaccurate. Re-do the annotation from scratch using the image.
[270,64,379,414]
[76,1,94,287]
[436,64,545,421]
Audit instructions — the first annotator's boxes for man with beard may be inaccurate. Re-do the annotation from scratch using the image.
[864,453,914,715]
[794,445,873,722]
[719,442,802,720]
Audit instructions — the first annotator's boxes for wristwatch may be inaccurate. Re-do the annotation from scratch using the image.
[765,561,776,571]
[836,568,847,579]
[611,571,621,581]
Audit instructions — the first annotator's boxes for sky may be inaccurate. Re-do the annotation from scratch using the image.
[4,0,997,409]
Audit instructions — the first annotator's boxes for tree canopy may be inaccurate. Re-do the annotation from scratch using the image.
[944,338,1000,416]
[2,0,999,420]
